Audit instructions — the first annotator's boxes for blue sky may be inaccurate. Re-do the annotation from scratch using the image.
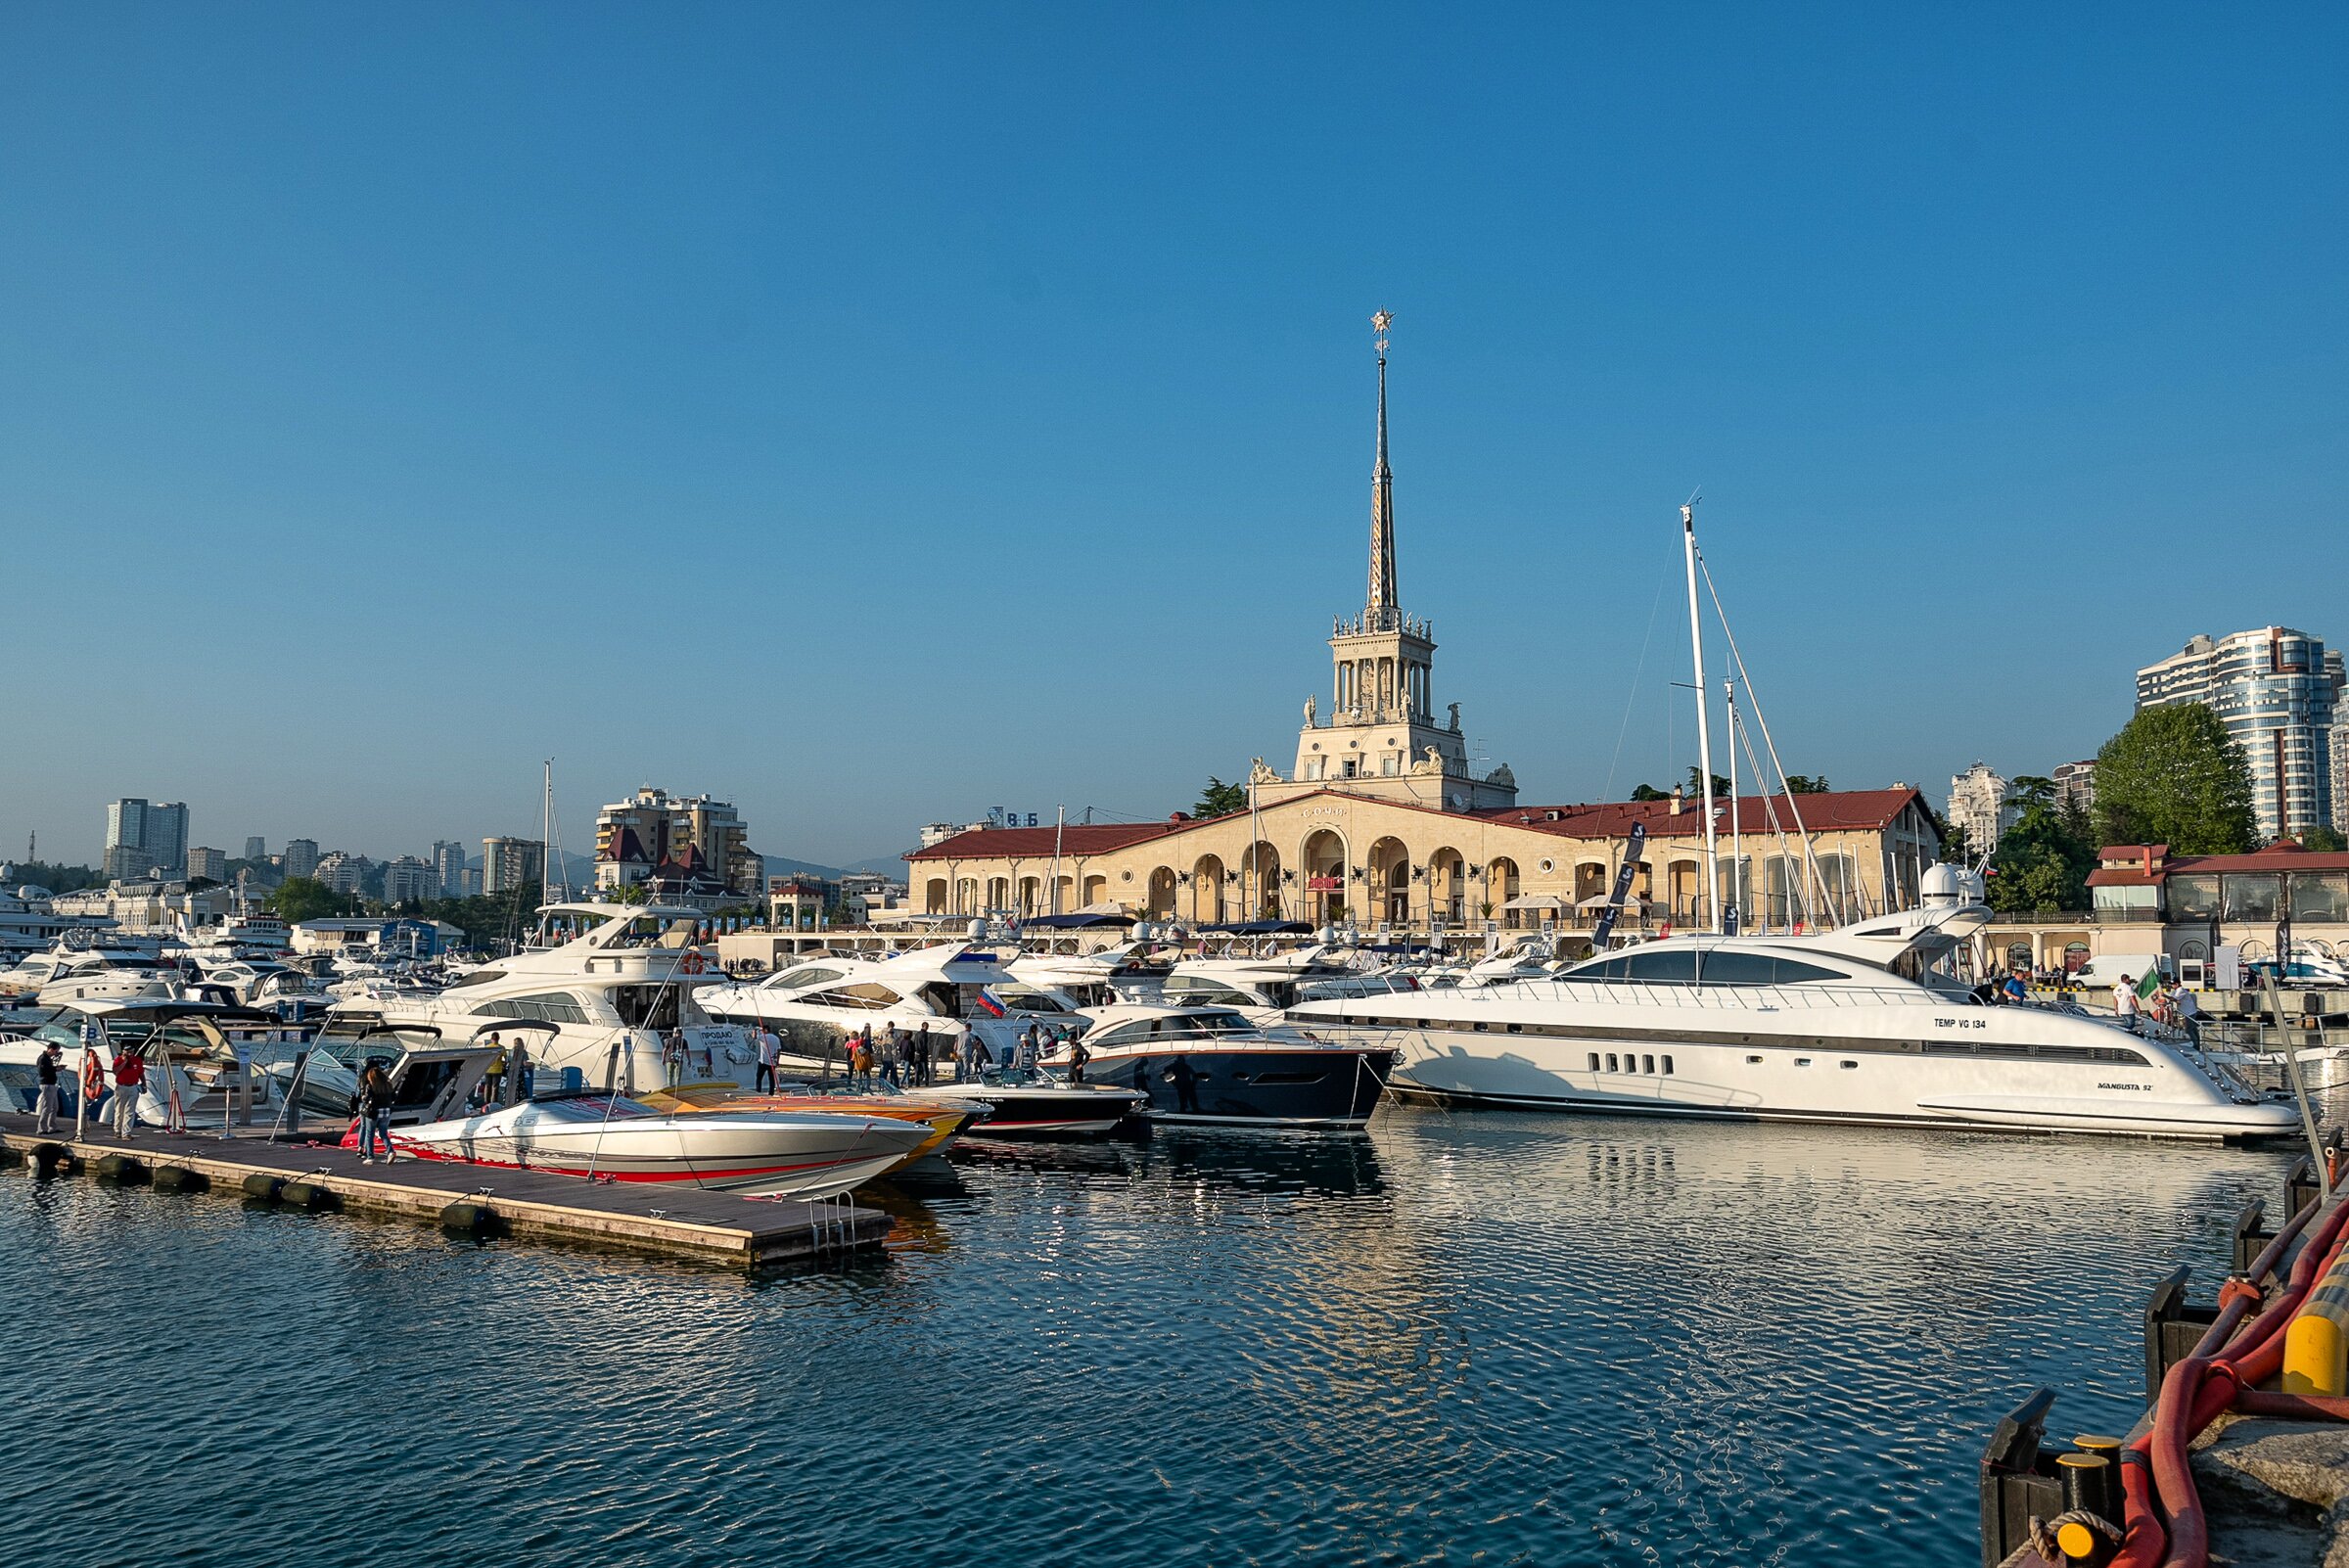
[4,4,2344,870]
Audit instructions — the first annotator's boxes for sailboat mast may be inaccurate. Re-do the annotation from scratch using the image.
[540,760,554,911]
[1049,805,1065,916]
[1724,671,1742,935]
[1681,503,1720,933]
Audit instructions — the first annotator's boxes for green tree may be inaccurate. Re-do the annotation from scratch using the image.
[2092,706,2258,853]
[1629,784,1671,802]
[1193,777,1250,818]
[266,876,354,922]
[1987,787,2096,914]
[5,860,105,894]
[1782,774,1830,794]
[1685,767,1731,798]
[2304,825,2346,853]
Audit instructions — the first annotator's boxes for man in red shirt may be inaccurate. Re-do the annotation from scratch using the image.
[111,1049,147,1139]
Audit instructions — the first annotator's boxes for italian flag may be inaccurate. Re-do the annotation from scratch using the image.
[2137,971,2165,1000]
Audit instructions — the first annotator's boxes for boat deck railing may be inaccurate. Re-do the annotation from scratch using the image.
[1313,975,1954,1014]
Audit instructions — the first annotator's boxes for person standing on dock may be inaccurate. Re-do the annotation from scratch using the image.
[33,1040,63,1134]
[756,1026,780,1094]
[355,1060,396,1163]
[2114,976,2142,1034]
[110,1048,147,1139]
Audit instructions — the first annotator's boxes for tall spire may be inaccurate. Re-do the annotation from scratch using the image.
[1367,309,1397,624]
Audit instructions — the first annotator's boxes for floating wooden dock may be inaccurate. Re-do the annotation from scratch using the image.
[0,1113,892,1268]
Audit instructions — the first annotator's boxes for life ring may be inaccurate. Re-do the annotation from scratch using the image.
[681,950,706,975]
[79,1050,106,1102]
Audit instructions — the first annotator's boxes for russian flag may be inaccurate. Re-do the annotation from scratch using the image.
[975,989,1007,1017]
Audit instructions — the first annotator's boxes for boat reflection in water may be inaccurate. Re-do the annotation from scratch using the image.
[2,1090,2326,1568]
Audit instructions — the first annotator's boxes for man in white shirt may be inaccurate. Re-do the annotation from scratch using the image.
[756,1027,781,1094]
[2115,977,2142,1034]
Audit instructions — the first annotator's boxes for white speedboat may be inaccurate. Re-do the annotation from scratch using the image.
[1289,900,2297,1142]
[378,1096,931,1198]
[1060,1002,1394,1127]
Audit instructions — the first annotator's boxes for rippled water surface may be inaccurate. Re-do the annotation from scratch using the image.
[1,1104,2318,1568]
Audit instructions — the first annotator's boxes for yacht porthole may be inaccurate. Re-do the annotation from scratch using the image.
[1745,1055,1762,1064]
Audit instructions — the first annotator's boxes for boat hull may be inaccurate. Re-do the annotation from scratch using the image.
[1085,1045,1396,1128]
[640,1085,983,1161]
[1372,1027,2297,1142]
[380,1103,932,1198]
[925,1082,1145,1137]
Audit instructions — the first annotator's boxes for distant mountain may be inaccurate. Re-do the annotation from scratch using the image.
[842,853,913,877]
[762,855,851,881]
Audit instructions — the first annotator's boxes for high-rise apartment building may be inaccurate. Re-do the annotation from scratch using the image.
[1945,762,2015,855]
[431,840,469,898]
[283,838,320,880]
[186,846,229,883]
[593,787,763,896]
[103,798,190,880]
[382,855,436,905]
[2330,716,2349,838]
[313,852,367,896]
[2050,761,2096,817]
[482,837,546,897]
[2136,627,2343,842]
[243,836,266,862]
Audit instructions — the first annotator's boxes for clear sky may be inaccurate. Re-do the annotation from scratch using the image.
[4,4,2344,871]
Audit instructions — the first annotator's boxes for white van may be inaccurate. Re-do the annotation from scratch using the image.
[2074,952,2172,990]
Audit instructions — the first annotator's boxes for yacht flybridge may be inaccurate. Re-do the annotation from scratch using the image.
[1289,900,2295,1141]
[697,942,1080,1071]
[319,901,753,1097]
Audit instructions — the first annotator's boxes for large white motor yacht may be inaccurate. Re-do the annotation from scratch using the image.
[1289,900,2296,1142]
[698,942,1083,1071]
[318,902,753,1096]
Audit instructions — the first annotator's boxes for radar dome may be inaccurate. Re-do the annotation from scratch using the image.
[1919,862,1965,907]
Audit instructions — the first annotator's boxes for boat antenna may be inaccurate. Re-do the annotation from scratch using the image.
[1681,502,1721,934]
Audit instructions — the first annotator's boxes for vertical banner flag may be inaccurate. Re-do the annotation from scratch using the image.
[1589,824,1648,951]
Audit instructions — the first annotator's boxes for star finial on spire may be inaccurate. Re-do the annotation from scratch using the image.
[1371,309,1393,356]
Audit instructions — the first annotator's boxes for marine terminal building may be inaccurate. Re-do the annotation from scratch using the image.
[912,323,1941,936]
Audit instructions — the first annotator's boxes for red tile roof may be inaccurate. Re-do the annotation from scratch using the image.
[910,789,1926,860]
[1469,788,1928,840]
[2093,843,2349,883]
[908,821,1191,861]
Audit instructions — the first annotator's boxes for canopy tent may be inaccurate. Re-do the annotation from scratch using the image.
[1500,895,1566,912]
[1022,911,1134,930]
[1574,894,1645,911]
[1199,919,1315,935]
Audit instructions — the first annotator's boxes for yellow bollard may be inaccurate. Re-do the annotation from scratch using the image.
[2280,1242,2349,1395]
[2283,1311,2345,1396]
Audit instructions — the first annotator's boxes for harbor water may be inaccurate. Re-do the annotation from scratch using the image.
[1,1104,2312,1568]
